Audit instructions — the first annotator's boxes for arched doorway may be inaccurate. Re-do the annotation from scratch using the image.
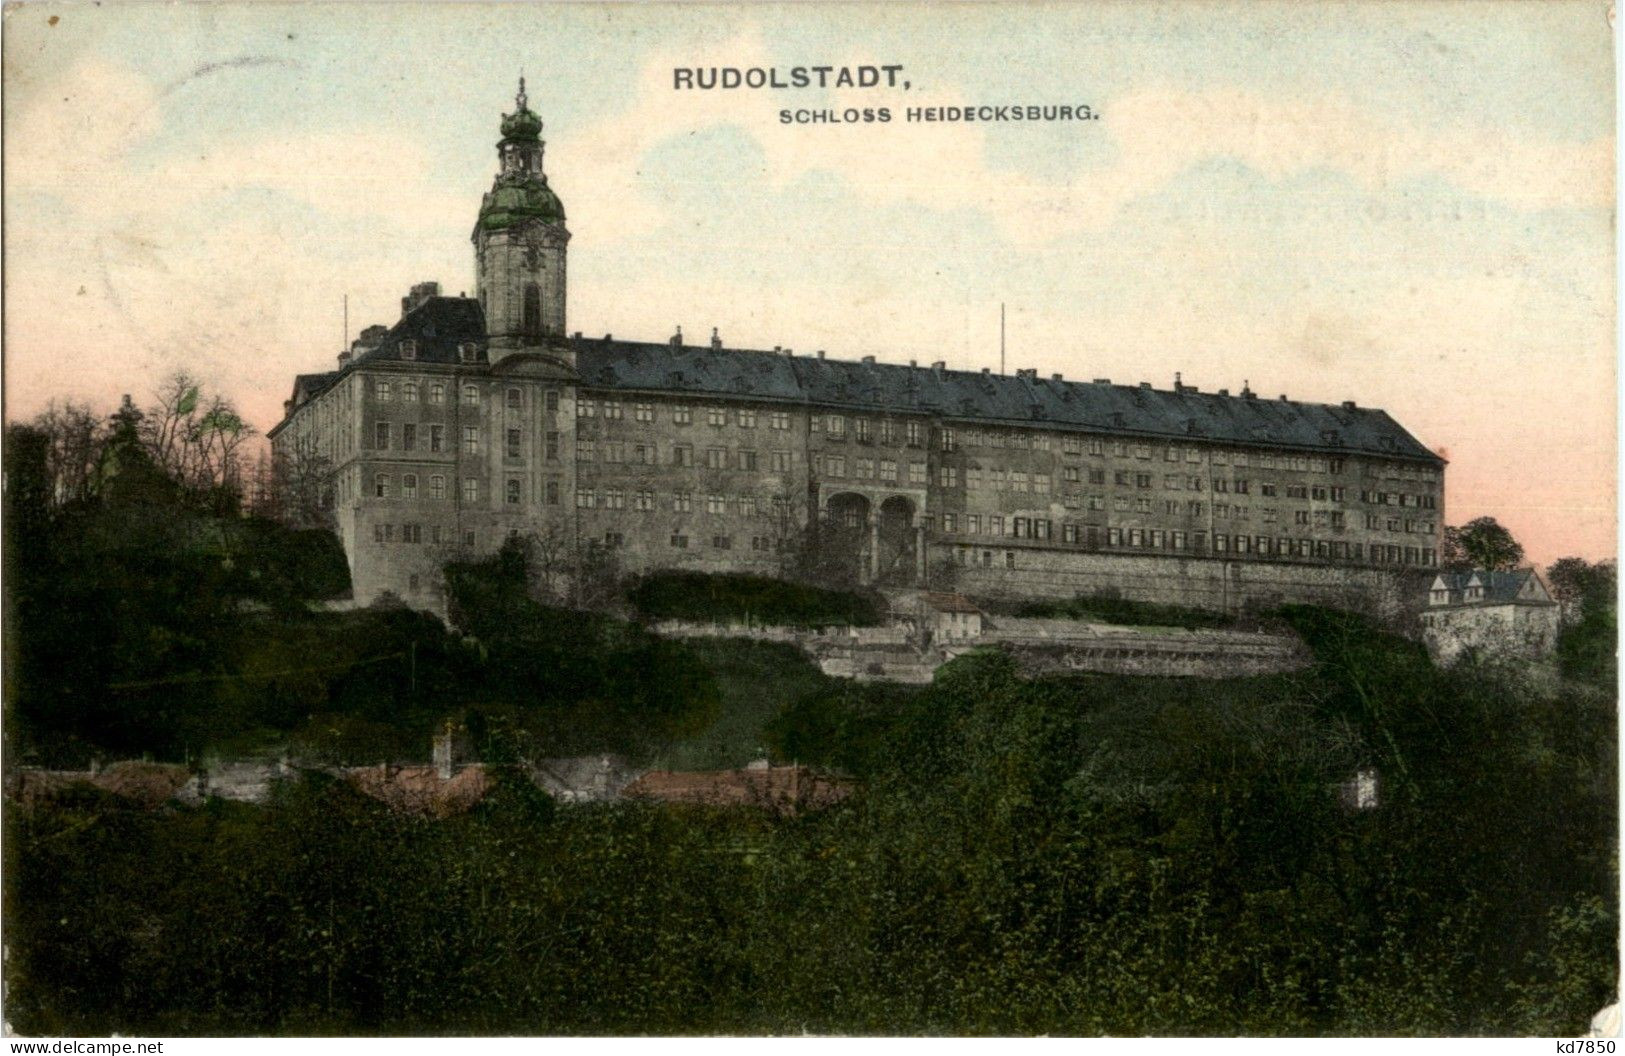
[821,492,873,585]
[876,496,918,586]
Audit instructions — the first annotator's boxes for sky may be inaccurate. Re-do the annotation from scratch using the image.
[3,0,1615,566]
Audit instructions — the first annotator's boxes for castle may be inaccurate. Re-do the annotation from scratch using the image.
[269,83,1445,615]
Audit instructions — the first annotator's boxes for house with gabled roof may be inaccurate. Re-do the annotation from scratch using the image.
[1421,567,1559,665]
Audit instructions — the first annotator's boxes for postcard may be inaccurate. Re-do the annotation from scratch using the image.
[2,0,1616,1041]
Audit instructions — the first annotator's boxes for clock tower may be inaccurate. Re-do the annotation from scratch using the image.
[473,79,571,368]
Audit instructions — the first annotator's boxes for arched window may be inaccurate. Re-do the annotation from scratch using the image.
[523,283,541,336]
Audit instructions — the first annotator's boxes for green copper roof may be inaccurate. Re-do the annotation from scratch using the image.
[477,174,566,230]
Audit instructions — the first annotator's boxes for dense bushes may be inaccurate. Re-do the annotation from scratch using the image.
[627,570,885,627]
[8,619,1615,1035]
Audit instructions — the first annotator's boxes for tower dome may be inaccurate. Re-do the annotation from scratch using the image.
[477,77,565,232]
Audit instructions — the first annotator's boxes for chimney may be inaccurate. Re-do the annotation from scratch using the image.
[816,350,826,360]
[572,331,583,339]
[400,281,440,315]
[1342,400,1358,409]
[981,367,990,375]
[909,359,917,368]
[1093,378,1111,384]
[1218,388,1230,396]
[861,355,875,365]
[283,399,294,416]
[711,327,722,351]
[1241,380,1256,398]
[1139,381,1152,389]
[774,346,782,353]
[337,350,352,368]
[671,325,683,349]
[603,333,613,342]
[932,360,946,372]
[1051,373,1063,382]
[1279,394,1289,401]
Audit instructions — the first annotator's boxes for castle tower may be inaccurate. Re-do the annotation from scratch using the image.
[474,79,571,364]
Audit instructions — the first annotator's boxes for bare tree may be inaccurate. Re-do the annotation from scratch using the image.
[139,372,257,506]
[28,400,107,510]
[263,436,336,531]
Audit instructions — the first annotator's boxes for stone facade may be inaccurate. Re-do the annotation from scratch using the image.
[270,86,1447,616]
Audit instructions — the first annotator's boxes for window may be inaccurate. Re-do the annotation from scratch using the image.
[880,459,898,481]
[633,443,655,465]
[706,494,727,514]
[635,402,654,422]
[373,523,394,543]
[770,411,790,430]
[739,496,757,516]
[577,440,595,462]
[460,342,479,364]
[635,489,654,511]
[430,475,446,500]
[880,421,897,444]
[376,381,392,402]
[906,422,923,447]
[546,390,559,414]
[399,382,418,404]
[522,284,541,335]
[674,492,692,512]
[855,419,871,442]
[375,422,391,450]
[942,513,957,533]
[603,532,624,548]
[546,481,559,505]
[674,444,694,467]
[908,462,926,485]
[713,535,733,550]
[463,426,479,454]
[826,455,846,478]
[990,516,1004,536]
[374,474,391,498]
[940,427,956,452]
[740,449,759,471]
[576,488,596,509]
[425,424,442,453]
[545,432,559,460]
[398,340,417,361]
[738,409,757,428]
[402,473,418,499]
[462,479,478,502]
[772,450,791,472]
[939,466,959,487]
[506,428,521,458]
[855,458,875,480]
[708,407,727,427]
[671,534,689,548]
[674,405,693,425]
[505,388,522,411]
[706,447,727,469]
[604,441,625,463]
[604,489,625,510]
[603,400,623,420]
[579,398,597,418]
[429,383,445,404]
[462,385,479,406]
[827,415,846,437]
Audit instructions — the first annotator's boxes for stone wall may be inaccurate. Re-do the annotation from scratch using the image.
[946,546,1420,619]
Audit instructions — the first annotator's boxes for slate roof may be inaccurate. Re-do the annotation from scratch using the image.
[275,295,1441,464]
[1430,569,1552,606]
[574,336,1442,463]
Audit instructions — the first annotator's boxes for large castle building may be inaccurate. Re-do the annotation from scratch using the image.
[270,84,1445,615]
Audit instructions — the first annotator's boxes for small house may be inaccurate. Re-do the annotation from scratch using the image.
[1421,568,1559,665]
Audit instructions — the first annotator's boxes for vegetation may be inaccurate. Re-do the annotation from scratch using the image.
[7,613,1615,1034]
[1549,557,1617,690]
[1442,516,1525,573]
[1006,592,1236,630]
[626,570,885,628]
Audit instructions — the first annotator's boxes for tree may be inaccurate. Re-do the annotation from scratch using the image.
[138,372,256,511]
[1441,516,1524,572]
[1546,557,1615,623]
